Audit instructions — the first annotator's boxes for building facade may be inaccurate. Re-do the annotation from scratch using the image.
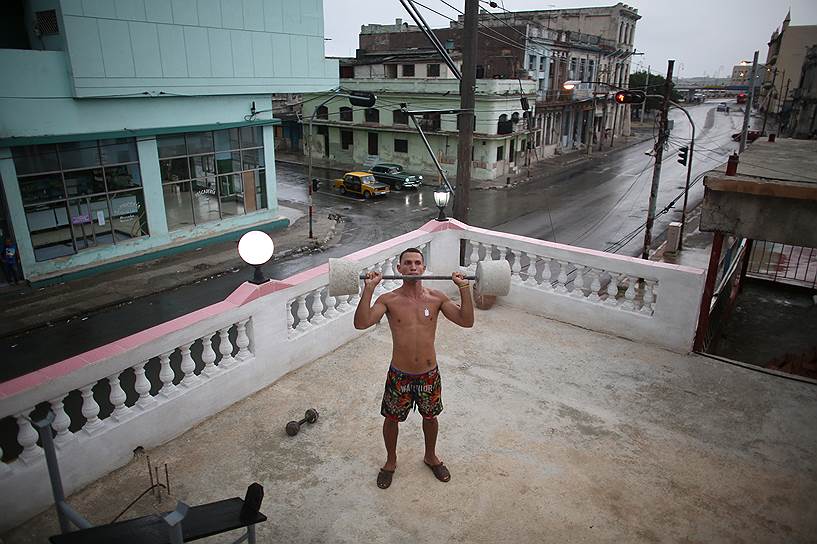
[787,45,817,138]
[0,0,338,284]
[760,11,817,119]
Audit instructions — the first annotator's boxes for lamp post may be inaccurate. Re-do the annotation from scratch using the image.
[306,90,376,238]
[433,185,451,221]
[238,230,275,284]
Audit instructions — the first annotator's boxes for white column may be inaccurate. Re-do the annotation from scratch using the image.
[524,252,539,286]
[295,295,310,332]
[49,396,74,447]
[218,327,236,369]
[588,269,602,302]
[15,413,41,465]
[604,272,620,306]
[570,264,585,298]
[336,294,350,312]
[468,240,480,270]
[286,300,295,335]
[540,257,553,290]
[323,288,339,319]
[555,261,569,293]
[510,250,522,283]
[200,333,218,377]
[622,276,637,311]
[179,341,197,385]
[158,351,176,398]
[133,361,156,409]
[80,385,104,435]
[108,372,129,421]
[640,279,656,315]
[235,319,253,361]
[310,289,327,325]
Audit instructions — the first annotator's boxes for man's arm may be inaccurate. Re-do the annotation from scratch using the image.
[354,272,388,329]
[439,273,475,328]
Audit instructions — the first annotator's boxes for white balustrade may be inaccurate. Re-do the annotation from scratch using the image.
[555,261,569,293]
[16,413,40,465]
[498,245,507,262]
[108,372,129,421]
[200,333,218,377]
[157,351,177,398]
[49,396,73,447]
[336,294,350,312]
[286,300,295,336]
[540,257,553,290]
[218,327,236,369]
[588,269,602,302]
[80,384,104,435]
[382,257,395,290]
[524,253,539,286]
[236,319,252,360]
[468,241,480,270]
[295,295,310,332]
[641,280,657,315]
[605,273,620,306]
[510,250,522,283]
[622,276,638,311]
[310,290,327,326]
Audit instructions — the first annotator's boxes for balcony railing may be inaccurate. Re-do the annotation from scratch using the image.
[0,220,705,531]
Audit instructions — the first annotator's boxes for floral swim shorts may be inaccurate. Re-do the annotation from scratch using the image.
[381,365,443,422]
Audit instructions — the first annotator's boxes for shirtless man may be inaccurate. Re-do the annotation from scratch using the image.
[354,247,474,489]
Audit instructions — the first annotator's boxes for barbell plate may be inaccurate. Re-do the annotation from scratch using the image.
[328,258,361,297]
[475,259,511,296]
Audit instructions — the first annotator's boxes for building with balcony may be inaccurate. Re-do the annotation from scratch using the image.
[0,0,338,285]
[304,54,537,181]
[1,217,816,541]
[759,11,817,119]
[730,60,765,90]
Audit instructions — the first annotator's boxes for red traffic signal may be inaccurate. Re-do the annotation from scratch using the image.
[614,90,646,104]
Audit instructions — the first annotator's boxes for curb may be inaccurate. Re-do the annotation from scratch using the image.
[0,220,344,341]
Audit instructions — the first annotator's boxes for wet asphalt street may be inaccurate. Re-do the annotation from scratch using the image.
[2,101,744,377]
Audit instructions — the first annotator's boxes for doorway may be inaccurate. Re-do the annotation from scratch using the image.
[368,132,378,156]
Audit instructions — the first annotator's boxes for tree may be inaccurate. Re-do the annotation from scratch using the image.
[628,70,683,112]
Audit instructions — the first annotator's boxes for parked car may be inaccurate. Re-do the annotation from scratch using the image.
[333,172,390,199]
[731,130,761,142]
[368,163,423,190]
[716,102,729,112]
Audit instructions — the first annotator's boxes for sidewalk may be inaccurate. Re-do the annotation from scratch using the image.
[0,204,340,339]
[274,127,654,192]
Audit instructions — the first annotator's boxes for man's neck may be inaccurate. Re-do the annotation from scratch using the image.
[400,280,424,298]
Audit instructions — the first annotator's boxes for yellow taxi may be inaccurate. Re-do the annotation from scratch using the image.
[333,172,390,199]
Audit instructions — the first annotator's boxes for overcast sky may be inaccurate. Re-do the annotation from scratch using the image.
[323,0,817,78]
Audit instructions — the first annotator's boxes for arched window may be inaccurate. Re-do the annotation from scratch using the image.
[339,107,353,122]
[497,114,512,134]
[316,106,328,120]
[364,108,380,123]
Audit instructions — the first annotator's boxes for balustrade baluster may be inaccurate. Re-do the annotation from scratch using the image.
[80,384,104,435]
[49,396,73,447]
[133,360,156,409]
[108,372,129,421]
[641,279,656,315]
[286,300,295,336]
[381,258,394,290]
[158,351,177,398]
[179,341,197,384]
[604,272,620,306]
[468,240,480,270]
[479,242,491,262]
[200,333,218,377]
[555,261,569,293]
[588,269,602,302]
[218,327,236,369]
[498,246,507,263]
[540,258,553,290]
[295,295,310,332]
[510,250,522,283]
[622,276,638,311]
[310,290,327,326]
[236,319,252,361]
[16,413,40,464]
[336,294,350,312]
[524,253,539,286]
[324,288,339,319]
[0,446,9,477]
[571,265,586,298]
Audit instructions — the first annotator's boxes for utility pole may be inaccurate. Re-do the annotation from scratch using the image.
[454,0,478,223]
[760,66,777,135]
[585,98,595,156]
[639,65,650,122]
[641,59,674,260]
[739,51,758,153]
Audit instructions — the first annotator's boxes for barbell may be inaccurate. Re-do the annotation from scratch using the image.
[328,258,511,297]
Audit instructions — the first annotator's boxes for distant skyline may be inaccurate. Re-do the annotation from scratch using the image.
[323,0,817,78]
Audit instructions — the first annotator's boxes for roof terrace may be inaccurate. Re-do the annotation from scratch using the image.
[1,220,815,542]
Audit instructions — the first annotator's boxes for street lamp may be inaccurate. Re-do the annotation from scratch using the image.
[238,230,274,284]
[433,185,451,221]
[306,90,376,239]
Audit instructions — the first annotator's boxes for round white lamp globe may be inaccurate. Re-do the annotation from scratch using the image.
[238,231,274,266]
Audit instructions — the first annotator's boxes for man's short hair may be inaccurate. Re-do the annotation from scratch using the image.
[399,247,424,264]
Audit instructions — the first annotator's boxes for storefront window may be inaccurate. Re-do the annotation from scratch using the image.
[12,138,148,262]
[157,127,267,231]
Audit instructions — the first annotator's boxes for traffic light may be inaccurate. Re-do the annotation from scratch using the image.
[613,90,646,104]
[677,146,689,166]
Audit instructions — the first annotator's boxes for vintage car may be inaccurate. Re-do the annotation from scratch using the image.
[333,172,390,199]
[368,163,423,190]
[731,130,761,143]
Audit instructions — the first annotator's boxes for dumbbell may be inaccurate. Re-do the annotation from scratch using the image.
[285,409,319,436]
[328,258,511,297]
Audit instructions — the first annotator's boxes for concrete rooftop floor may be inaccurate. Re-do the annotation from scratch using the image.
[5,305,817,543]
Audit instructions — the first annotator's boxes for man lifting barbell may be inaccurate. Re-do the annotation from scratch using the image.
[353,247,474,490]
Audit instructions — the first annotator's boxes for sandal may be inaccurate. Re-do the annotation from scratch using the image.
[377,468,394,489]
[424,461,451,482]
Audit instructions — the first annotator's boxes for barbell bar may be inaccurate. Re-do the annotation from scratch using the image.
[328,258,511,297]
